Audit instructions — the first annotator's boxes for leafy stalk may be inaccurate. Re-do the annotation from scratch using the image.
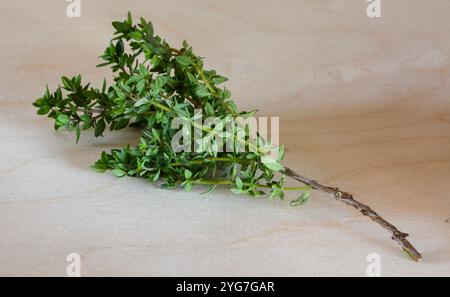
[33,12,421,261]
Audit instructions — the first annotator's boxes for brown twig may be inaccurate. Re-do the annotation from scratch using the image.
[284,167,422,261]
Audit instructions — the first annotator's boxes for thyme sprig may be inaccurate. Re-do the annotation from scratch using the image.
[33,13,422,261]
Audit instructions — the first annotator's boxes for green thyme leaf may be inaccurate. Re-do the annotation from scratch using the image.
[175,55,192,66]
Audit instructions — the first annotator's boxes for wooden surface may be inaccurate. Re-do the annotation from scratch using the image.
[0,0,449,276]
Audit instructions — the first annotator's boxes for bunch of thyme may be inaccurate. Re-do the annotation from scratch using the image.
[33,13,422,261]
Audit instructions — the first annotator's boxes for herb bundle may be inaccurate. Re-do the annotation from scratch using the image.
[33,13,421,261]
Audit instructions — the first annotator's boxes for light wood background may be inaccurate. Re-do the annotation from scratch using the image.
[0,0,449,276]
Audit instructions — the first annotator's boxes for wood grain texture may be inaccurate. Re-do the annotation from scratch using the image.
[0,0,449,276]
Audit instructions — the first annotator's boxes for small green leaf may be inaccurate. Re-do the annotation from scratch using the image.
[204,102,215,117]
[112,118,129,130]
[90,164,108,173]
[184,182,193,192]
[212,76,228,85]
[231,188,244,195]
[134,98,150,107]
[139,65,149,77]
[74,75,81,88]
[115,39,125,56]
[152,170,161,182]
[186,72,197,83]
[56,114,70,125]
[33,98,46,107]
[278,145,286,161]
[115,89,126,100]
[95,119,106,137]
[154,76,168,88]
[176,55,192,66]
[195,85,210,98]
[97,62,112,68]
[136,80,146,93]
[37,105,51,115]
[128,31,143,40]
[270,188,284,201]
[184,169,192,180]
[102,79,107,93]
[127,11,133,24]
[61,76,73,90]
[75,126,81,143]
[80,115,91,123]
[112,21,131,34]
[290,189,311,207]
[223,88,231,99]
[147,21,154,36]
[83,91,96,100]
[44,86,51,99]
[112,169,127,177]
[261,156,284,172]
[235,177,244,189]
[231,163,238,179]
